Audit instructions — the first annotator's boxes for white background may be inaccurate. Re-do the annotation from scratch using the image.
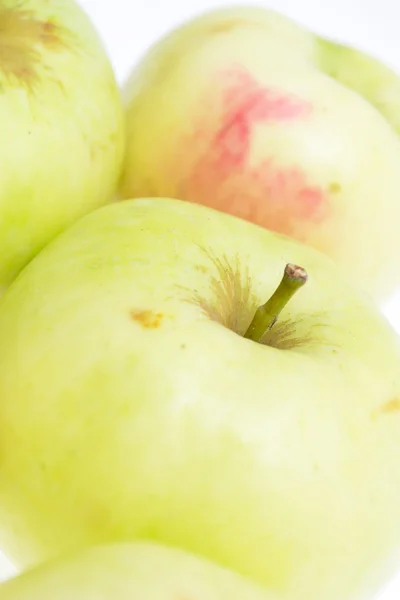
[1,1,400,598]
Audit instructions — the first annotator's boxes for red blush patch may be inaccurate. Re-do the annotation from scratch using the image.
[178,66,329,237]
[212,67,312,175]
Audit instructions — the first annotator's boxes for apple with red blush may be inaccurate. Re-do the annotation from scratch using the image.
[119,5,400,302]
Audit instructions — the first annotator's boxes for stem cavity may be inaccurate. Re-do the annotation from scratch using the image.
[244,263,308,343]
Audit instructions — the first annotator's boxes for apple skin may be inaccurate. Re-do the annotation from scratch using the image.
[0,198,400,600]
[119,4,400,302]
[0,0,125,292]
[0,541,275,600]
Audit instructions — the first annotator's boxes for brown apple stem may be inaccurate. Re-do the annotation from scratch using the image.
[244,263,308,343]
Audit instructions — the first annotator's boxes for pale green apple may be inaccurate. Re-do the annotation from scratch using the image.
[0,198,400,600]
[0,541,275,600]
[0,0,125,293]
[119,4,400,302]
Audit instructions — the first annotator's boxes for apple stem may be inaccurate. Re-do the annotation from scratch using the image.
[244,263,308,343]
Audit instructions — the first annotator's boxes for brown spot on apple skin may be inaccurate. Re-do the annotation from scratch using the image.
[130,310,164,329]
[373,398,400,418]
[0,4,75,93]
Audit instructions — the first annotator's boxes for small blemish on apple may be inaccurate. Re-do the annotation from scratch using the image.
[40,20,60,44]
[373,398,400,418]
[328,182,342,194]
[130,310,164,329]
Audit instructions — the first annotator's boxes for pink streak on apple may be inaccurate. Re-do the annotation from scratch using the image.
[178,66,329,237]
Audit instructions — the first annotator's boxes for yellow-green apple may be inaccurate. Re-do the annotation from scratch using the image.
[119,5,400,302]
[0,198,400,600]
[0,541,275,600]
[0,0,125,293]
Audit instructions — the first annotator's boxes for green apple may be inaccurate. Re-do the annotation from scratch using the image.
[119,4,400,302]
[0,0,125,293]
[0,541,275,599]
[0,198,400,600]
